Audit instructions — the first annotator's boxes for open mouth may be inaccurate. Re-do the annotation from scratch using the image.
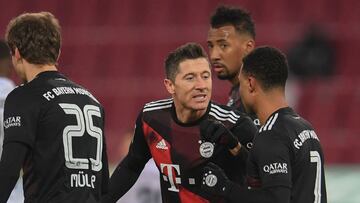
[193,94,207,102]
[213,66,224,73]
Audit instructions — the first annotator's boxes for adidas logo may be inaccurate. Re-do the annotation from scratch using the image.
[156,139,168,150]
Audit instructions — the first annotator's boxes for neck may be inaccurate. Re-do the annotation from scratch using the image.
[230,75,240,86]
[255,89,288,126]
[24,62,57,82]
[174,102,207,124]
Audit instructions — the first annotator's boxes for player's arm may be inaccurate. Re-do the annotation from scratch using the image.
[103,112,151,203]
[200,120,240,156]
[100,110,110,196]
[226,115,258,171]
[228,115,257,159]
[0,142,28,203]
[202,130,292,203]
[101,146,109,195]
[0,90,37,203]
[228,183,290,203]
[200,115,256,157]
[202,162,291,203]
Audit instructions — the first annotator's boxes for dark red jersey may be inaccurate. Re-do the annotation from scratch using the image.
[112,98,257,203]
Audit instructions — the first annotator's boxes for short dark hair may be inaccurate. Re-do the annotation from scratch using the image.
[5,12,61,65]
[0,40,11,60]
[210,5,256,39]
[242,46,288,90]
[165,43,209,81]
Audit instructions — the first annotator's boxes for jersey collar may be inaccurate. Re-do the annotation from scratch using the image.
[34,71,64,80]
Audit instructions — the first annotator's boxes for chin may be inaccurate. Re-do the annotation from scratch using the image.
[191,102,209,111]
[217,74,229,80]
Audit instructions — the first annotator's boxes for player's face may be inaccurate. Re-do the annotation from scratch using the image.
[207,25,254,83]
[167,58,212,112]
[238,66,254,114]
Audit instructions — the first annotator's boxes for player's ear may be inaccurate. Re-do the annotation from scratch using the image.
[12,48,23,66]
[245,39,255,55]
[164,78,175,94]
[14,48,22,61]
[248,75,257,94]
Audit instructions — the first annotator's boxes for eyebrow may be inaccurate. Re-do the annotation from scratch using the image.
[216,39,227,43]
[183,71,210,78]
[207,38,228,44]
[183,72,195,78]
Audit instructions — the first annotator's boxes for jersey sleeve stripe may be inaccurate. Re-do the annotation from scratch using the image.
[259,125,264,133]
[143,104,172,112]
[209,112,236,124]
[210,104,240,118]
[144,98,173,106]
[262,115,274,131]
[145,100,173,108]
[146,98,173,104]
[209,109,238,123]
[267,113,279,130]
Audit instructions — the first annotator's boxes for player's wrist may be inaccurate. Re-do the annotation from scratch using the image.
[223,131,239,149]
[229,142,241,156]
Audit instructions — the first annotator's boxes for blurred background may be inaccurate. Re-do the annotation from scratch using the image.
[0,0,359,202]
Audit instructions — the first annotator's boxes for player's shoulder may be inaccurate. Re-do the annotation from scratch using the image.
[208,101,243,125]
[5,84,32,102]
[258,111,282,134]
[142,98,173,113]
[71,82,102,105]
[210,101,239,112]
[258,107,308,138]
[3,84,40,115]
[252,112,289,150]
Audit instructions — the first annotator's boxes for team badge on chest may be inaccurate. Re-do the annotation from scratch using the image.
[199,141,214,158]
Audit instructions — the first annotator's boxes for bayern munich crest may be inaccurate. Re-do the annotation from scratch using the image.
[199,141,214,158]
[205,174,218,187]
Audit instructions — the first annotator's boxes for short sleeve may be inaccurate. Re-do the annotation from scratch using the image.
[251,130,292,188]
[3,89,39,148]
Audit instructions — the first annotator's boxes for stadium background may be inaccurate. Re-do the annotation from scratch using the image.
[0,0,359,202]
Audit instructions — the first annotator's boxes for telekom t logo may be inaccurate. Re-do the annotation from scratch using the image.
[160,163,181,192]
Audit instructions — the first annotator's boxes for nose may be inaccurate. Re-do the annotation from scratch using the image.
[195,77,208,91]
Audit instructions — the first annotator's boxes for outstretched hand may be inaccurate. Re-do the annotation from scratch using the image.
[200,119,239,150]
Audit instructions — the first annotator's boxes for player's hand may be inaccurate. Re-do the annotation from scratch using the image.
[201,162,234,197]
[200,119,239,150]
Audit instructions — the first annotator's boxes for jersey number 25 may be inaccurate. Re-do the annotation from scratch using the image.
[59,103,103,172]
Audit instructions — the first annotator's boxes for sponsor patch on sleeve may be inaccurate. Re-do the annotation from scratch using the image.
[262,162,288,174]
[4,116,22,129]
